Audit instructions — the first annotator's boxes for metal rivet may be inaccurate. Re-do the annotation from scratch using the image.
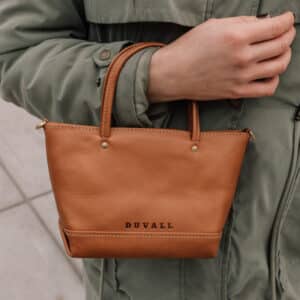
[243,128,256,141]
[99,49,111,60]
[35,119,48,130]
[101,141,109,149]
[191,144,198,152]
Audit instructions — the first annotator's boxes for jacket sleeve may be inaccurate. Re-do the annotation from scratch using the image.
[0,0,170,127]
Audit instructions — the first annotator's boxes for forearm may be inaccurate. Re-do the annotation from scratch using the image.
[0,0,171,128]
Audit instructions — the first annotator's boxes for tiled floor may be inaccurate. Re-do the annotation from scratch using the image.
[0,100,85,300]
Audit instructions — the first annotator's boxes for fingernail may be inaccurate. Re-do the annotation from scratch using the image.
[257,13,271,18]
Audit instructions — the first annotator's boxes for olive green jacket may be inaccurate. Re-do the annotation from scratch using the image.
[1,1,300,300]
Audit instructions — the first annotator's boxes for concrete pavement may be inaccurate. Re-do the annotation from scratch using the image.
[0,100,85,300]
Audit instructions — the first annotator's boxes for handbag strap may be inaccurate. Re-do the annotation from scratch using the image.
[99,42,201,142]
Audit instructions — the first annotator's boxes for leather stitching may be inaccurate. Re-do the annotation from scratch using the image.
[64,229,221,238]
[66,234,221,239]
[46,124,247,137]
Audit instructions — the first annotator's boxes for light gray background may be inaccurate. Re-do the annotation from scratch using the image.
[0,100,85,300]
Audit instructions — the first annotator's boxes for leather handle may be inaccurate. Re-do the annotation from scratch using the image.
[99,42,200,142]
[189,101,201,142]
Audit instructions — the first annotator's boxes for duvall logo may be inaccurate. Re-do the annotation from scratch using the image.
[125,222,174,230]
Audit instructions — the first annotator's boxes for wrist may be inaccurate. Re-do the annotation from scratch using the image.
[147,47,179,103]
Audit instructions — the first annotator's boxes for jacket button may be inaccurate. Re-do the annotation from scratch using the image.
[99,49,111,60]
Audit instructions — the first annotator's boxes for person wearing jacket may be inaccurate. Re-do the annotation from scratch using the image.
[0,1,299,300]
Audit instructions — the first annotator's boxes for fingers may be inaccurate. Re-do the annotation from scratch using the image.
[236,76,280,98]
[246,11,295,44]
[250,26,296,62]
[248,48,292,81]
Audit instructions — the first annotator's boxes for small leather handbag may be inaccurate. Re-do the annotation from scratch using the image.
[37,42,252,258]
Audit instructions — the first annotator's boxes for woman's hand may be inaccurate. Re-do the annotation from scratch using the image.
[148,12,296,102]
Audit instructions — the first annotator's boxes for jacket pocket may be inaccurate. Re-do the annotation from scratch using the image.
[83,258,129,300]
[83,0,300,27]
[272,106,300,299]
[271,17,300,298]
[277,170,300,299]
[83,0,212,26]
[277,174,300,299]
[112,258,182,300]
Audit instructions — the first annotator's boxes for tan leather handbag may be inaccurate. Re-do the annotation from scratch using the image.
[37,42,252,258]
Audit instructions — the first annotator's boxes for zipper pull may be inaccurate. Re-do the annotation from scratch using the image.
[243,128,256,141]
[294,105,300,121]
[35,119,48,130]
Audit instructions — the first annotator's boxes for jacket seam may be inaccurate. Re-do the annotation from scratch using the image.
[84,6,206,27]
